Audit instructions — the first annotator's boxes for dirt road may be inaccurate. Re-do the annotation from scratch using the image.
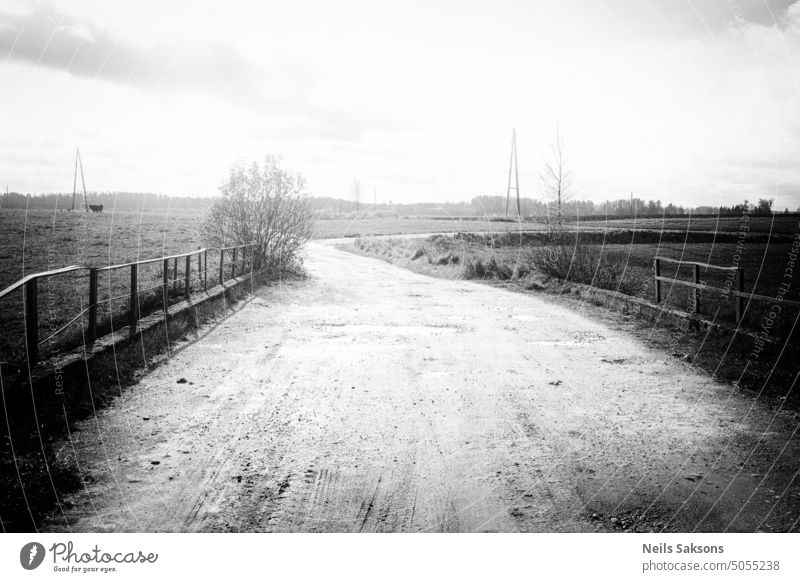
[46,242,800,532]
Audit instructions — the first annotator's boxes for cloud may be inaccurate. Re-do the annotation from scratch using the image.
[596,0,799,38]
[0,3,395,145]
[0,4,258,98]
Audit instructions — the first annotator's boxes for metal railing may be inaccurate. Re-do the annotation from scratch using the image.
[0,242,265,364]
[653,256,800,323]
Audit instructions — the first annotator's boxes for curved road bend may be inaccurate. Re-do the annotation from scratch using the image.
[46,241,800,532]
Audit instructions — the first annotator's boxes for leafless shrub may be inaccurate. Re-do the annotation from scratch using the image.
[527,243,633,293]
[200,156,314,274]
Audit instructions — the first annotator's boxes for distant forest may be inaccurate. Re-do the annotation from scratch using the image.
[0,191,212,212]
[1,191,795,218]
[311,195,794,219]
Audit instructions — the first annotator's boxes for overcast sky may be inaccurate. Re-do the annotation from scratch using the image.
[1,0,799,208]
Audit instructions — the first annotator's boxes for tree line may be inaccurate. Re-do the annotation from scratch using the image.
[0,191,212,211]
[312,195,794,219]
[2,190,793,218]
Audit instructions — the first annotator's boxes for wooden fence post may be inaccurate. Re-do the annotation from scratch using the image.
[172,257,178,296]
[129,264,138,336]
[654,258,661,304]
[203,250,208,292]
[693,264,700,313]
[162,259,169,310]
[735,268,744,323]
[24,278,39,363]
[219,249,224,285]
[249,246,254,292]
[88,268,98,343]
[184,255,191,299]
[232,247,238,279]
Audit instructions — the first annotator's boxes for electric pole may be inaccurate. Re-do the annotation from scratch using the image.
[506,128,521,218]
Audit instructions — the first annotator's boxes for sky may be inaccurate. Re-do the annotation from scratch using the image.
[0,0,799,209]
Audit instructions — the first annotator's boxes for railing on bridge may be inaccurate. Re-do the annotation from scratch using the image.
[0,242,265,365]
[653,256,800,323]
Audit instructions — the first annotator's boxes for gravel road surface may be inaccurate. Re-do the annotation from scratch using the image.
[45,242,800,532]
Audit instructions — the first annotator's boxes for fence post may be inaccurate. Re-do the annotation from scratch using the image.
[184,255,191,300]
[88,268,98,343]
[653,258,661,304]
[162,259,169,311]
[219,249,225,285]
[232,247,238,279]
[735,268,744,323]
[24,279,39,364]
[172,257,178,296]
[693,264,700,313]
[129,264,138,336]
[249,246,254,292]
[204,250,208,292]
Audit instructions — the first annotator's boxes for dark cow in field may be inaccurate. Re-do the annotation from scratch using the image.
[88,204,103,213]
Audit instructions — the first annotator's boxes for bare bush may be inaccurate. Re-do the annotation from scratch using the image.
[527,243,633,293]
[200,156,314,274]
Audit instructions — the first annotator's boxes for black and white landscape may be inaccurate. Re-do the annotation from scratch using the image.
[1,0,799,534]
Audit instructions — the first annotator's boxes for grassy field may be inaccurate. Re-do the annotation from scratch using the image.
[313,214,800,239]
[571,214,800,236]
[311,217,546,238]
[0,208,208,364]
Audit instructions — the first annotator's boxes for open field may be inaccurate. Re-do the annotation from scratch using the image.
[571,214,800,236]
[313,214,800,239]
[311,217,545,238]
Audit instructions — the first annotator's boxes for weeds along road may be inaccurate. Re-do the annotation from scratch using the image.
[46,241,800,532]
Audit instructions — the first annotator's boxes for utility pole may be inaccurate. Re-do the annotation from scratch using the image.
[505,128,521,218]
[71,148,89,211]
[71,148,78,211]
[78,149,88,211]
